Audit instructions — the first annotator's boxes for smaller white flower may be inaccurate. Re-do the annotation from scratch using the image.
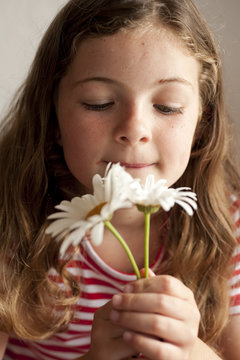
[129,174,197,215]
[164,187,197,215]
[46,163,134,254]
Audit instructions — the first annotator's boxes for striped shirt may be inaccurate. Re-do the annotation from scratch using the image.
[4,199,240,359]
[229,194,240,314]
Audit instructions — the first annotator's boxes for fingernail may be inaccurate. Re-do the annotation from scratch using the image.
[112,294,122,306]
[123,331,133,341]
[110,309,120,321]
[123,284,133,293]
[148,268,156,277]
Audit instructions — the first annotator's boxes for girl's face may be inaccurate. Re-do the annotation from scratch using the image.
[56,26,200,192]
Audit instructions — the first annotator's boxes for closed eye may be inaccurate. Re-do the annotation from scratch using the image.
[154,104,183,115]
[83,102,114,111]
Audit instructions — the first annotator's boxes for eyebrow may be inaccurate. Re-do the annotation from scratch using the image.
[72,76,194,89]
[158,77,194,89]
[72,77,118,87]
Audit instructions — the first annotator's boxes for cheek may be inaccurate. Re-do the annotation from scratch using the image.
[58,118,108,188]
[60,122,86,158]
[59,116,102,155]
[61,134,91,181]
[160,122,197,169]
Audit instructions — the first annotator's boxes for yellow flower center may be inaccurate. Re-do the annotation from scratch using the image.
[86,202,107,219]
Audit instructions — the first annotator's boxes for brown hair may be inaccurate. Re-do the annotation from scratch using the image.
[0,0,239,349]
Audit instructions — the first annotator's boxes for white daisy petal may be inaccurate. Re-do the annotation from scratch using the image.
[91,222,105,246]
[66,226,89,246]
[180,197,198,210]
[56,229,69,242]
[47,163,197,255]
[45,219,76,237]
[55,199,81,214]
[46,163,136,254]
[175,200,194,215]
[129,173,197,214]
[60,231,83,255]
[158,199,172,212]
[60,239,72,256]
[145,174,154,190]
[69,219,90,230]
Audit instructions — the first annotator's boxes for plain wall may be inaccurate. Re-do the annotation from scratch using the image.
[195,0,240,134]
[0,0,68,115]
[1,0,240,136]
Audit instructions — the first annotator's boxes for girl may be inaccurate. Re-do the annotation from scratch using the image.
[0,0,240,359]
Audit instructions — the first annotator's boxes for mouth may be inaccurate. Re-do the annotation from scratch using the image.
[119,162,154,169]
[104,161,156,169]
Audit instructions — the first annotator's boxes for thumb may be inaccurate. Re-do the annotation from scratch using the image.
[140,268,156,278]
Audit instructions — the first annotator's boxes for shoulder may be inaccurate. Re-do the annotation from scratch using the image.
[229,193,240,226]
[229,193,240,247]
[220,314,240,360]
[229,194,240,314]
[222,196,240,358]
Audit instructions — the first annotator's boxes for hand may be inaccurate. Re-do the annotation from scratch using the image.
[86,299,142,360]
[110,271,200,360]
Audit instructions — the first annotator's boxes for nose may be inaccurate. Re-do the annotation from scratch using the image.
[113,104,152,146]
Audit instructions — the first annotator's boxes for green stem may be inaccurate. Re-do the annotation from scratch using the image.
[144,211,151,278]
[104,220,141,279]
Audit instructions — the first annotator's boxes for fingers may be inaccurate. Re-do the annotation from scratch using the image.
[140,267,156,278]
[92,335,139,360]
[93,299,112,319]
[110,309,196,343]
[90,299,140,360]
[91,301,122,348]
[111,292,197,323]
[111,275,200,330]
[89,335,139,360]
[123,275,194,303]
[109,275,200,360]
[123,331,184,360]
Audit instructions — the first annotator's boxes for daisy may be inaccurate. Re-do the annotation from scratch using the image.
[128,174,197,277]
[46,163,134,254]
[129,174,197,215]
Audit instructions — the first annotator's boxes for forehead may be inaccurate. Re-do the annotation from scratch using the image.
[66,26,200,90]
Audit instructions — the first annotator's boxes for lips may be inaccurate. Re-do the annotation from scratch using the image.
[104,161,155,169]
[119,162,154,169]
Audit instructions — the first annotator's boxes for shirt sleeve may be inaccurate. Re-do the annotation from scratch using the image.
[229,194,240,315]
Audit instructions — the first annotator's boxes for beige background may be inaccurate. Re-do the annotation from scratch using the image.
[195,0,240,136]
[0,0,239,140]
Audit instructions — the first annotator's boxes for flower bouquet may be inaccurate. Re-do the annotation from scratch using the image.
[46,163,197,278]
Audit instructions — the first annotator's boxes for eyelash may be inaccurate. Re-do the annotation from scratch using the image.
[154,104,183,115]
[83,102,114,111]
[82,102,183,115]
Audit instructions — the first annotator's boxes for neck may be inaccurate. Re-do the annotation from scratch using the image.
[92,207,165,273]
[110,207,146,236]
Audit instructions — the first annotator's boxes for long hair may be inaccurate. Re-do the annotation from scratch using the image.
[0,0,239,347]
